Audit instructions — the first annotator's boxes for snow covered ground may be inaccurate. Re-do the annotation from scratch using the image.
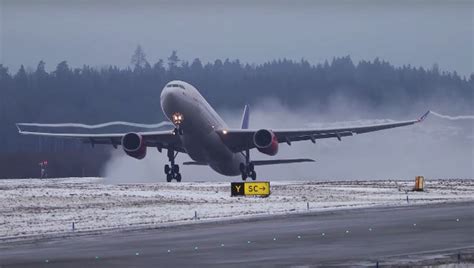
[1,177,473,240]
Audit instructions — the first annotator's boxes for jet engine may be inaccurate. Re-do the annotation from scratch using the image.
[122,133,147,159]
[253,129,279,156]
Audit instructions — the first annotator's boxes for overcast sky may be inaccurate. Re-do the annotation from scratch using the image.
[1,0,473,76]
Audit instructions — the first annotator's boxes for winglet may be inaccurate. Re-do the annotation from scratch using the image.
[418,110,430,122]
[240,104,250,129]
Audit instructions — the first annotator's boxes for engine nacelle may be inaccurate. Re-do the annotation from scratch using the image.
[253,129,279,156]
[122,133,147,159]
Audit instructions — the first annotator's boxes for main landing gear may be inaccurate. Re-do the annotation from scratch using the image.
[240,162,256,181]
[240,149,257,181]
[165,148,181,182]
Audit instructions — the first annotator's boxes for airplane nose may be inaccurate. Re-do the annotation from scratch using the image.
[160,86,170,102]
[160,87,180,115]
[161,87,178,103]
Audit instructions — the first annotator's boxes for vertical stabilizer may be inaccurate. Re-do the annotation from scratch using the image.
[241,105,250,129]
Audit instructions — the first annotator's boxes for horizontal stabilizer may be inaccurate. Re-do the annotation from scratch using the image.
[251,158,315,166]
[183,158,314,166]
[183,161,208,166]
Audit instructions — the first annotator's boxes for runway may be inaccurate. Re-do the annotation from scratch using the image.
[1,201,473,267]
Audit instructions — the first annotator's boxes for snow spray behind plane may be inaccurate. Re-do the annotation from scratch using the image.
[430,111,474,120]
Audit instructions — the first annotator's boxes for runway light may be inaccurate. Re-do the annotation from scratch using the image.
[221,243,225,247]
[194,246,199,250]
[297,235,301,239]
[247,240,251,244]
[45,260,49,263]
[369,228,372,231]
[321,232,325,236]
[413,223,417,227]
[273,237,277,241]
[167,249,171,253]
[456,218,460,222]
[95,256,99,260]
[345,230,350,234]
[135,252,140,256]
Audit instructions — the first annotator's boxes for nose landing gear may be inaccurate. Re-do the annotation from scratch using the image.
[173,127,184,136]
[240,149,257,181]
[165,148,181,182]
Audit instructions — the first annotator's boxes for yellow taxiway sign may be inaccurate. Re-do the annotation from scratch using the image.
[231,181,270,197]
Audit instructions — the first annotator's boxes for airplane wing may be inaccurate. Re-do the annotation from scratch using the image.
[16,123,185,152]
[218,111,430,153]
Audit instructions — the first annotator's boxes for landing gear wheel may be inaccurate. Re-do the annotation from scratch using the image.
[164,149,182,182]
[248,163,254,172]
[240,161,257,181]
[172,164,180,173]
[250,171,257,181]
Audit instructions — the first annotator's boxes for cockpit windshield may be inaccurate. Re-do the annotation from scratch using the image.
[166,83,185,90]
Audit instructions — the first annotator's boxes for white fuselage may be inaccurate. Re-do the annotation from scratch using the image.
[160,80,245,176]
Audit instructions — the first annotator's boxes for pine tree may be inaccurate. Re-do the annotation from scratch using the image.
[14,65,28,89]
[167,50,180,70]
[131,45,149,71]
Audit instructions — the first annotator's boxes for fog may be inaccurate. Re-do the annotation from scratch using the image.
[2,0,473,77]
[102,98,473,183]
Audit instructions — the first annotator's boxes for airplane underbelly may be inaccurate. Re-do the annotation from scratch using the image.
[181,131,242,176]
[182,131,228,162]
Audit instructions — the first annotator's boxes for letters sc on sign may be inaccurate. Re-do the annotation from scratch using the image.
[231,182,270,197]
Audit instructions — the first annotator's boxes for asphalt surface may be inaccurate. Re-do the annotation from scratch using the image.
[1,202,473,267]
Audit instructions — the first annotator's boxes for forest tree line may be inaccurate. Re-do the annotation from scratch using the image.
[1,46,472,154]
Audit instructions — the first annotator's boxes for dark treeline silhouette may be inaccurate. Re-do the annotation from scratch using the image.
[0,47,472,177]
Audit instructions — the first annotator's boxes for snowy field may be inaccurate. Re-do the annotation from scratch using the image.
[1,177,473,241]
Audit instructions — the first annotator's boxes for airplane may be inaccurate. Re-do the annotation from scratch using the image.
[17,80,430,182]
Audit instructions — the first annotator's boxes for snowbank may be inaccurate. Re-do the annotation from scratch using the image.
[0,178,473,240]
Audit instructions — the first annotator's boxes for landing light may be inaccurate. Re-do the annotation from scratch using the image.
[222,130,228,135]
[172,112,184,125]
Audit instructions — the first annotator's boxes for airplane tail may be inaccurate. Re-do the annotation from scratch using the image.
[240,104,250,129]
